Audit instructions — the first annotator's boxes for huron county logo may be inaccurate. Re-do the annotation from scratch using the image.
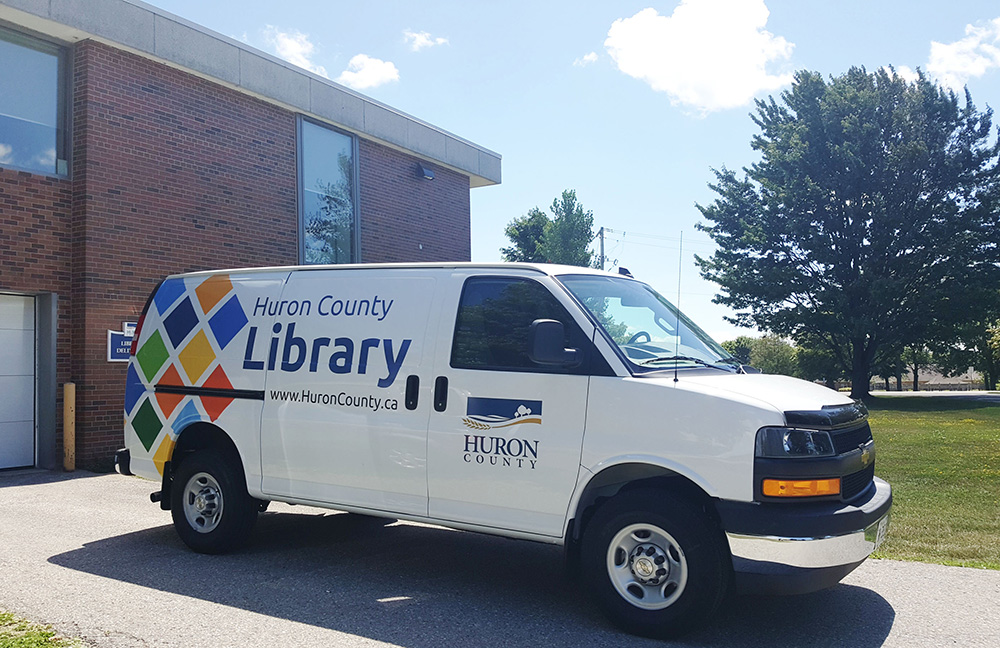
[463,397,542,431]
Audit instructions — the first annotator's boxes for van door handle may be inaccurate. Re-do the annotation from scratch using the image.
[434,376,448,412]
[405,375,419,410]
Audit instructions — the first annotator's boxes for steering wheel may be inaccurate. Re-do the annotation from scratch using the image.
[627,331,651,344]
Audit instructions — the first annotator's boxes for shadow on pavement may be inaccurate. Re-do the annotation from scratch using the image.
[48,509,894,647]
[0,468,107,489]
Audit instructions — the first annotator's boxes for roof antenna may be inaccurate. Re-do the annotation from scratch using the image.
[674,231,683,384]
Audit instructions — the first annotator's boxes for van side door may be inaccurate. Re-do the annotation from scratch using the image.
[425,271,608,538]
[259,268,438,516]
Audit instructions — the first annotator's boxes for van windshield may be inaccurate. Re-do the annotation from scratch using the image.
[557,274,737,372]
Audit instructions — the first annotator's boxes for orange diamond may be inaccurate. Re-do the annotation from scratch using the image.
[201,365,234,421]
[195,274,233,315]
[155,364,185,417]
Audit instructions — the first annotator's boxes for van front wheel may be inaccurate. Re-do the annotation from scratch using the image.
[581,489,730,638]
[170,449,257,554]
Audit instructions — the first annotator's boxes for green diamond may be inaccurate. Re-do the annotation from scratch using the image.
[136,330,169,382]
[132,399,162,452]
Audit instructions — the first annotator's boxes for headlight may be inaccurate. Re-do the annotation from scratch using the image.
[755,427,835,458]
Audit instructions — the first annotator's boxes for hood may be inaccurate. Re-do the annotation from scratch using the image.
[667,372,854,414]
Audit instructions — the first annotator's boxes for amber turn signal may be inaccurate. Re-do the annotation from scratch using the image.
[762,478,841,497]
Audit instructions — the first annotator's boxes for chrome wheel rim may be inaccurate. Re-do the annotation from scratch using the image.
[182,472,224,534]
[606,522,688,610]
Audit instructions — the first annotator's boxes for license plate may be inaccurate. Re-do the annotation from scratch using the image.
[866,514,890,552]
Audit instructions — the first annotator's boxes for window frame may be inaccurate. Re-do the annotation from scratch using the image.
[295,115,361,264]
[0,24,71,178]
[449,275,608,376]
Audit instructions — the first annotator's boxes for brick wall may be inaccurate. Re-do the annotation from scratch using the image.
[0,168,73,461]
[0,169,73,299]
[359,139,471,262]
[2,38,473,470]
[71,40,299,467]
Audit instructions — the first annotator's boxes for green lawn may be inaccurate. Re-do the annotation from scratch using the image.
[0,611,83,648]
[866,394,1000,569]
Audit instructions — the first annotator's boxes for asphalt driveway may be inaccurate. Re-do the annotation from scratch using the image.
[1,470,998,647]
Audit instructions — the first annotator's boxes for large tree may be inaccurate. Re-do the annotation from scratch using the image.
[500,207,548,263]
[696,67,1000,399]
[928,288,1000,390]
[501,189,595,267]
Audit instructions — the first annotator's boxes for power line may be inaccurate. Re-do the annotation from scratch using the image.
[599,228,716,247]
[600,237,713,252]
[594,226,717,272]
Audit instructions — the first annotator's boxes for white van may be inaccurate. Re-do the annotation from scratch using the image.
[118,263,890,638]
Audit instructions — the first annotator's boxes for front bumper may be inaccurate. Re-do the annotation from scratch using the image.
[718,477,891,594]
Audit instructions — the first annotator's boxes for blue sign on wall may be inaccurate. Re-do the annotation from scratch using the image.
[107,330,134,362]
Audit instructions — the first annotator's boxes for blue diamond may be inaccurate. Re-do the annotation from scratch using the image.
[124,363,146,415]
[208,295,249,350]
[172,400,202,434]
[163,297,199,349]
[153,278,187,315]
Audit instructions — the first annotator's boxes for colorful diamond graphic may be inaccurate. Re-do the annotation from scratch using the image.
[124,363,146,415]
[136,330,169,382]
[153,434,176,476]
[155,364,185,418]
[208,294,249,350]
[153,278,186,315]
[163,297,199,349]
[196,274,233,314]
[132,398,163,452]
[172,400,202,435]
[178,329,216,383]
[200,365,235,421]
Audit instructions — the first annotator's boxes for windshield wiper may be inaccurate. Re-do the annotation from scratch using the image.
[713,356,758,373]
[639,355,720,368]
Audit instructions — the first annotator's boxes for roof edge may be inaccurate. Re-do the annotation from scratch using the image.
[0,0,500,186]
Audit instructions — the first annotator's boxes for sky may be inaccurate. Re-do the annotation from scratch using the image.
[144,0,1000,343]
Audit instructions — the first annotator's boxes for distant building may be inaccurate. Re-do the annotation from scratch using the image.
[0,0,500,469]
[872,367,985,392]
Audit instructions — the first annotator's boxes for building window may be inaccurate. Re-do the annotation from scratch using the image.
[298,118,358,264]
[0,27,68,176]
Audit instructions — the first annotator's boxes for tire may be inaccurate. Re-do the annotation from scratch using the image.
[170,448,258,554]
[580,488,731,638]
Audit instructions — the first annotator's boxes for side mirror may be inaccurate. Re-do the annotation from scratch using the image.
[529,319,580,366]
[740,364,762,374]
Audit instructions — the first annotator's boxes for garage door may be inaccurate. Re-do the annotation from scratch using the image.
[0,295,34,469]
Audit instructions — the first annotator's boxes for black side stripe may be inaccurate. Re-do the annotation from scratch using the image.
[155,384,264,401]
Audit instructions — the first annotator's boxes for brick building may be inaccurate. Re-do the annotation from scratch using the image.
[0,0,501,470]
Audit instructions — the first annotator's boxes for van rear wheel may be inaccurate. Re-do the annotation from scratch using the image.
[170,448,257,554]
[580,489,730,638]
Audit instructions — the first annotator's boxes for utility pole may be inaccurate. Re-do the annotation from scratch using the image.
[598,226,605,271]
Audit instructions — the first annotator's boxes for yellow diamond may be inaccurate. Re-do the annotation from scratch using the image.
[178,329,215,383]
[153,434,176,476]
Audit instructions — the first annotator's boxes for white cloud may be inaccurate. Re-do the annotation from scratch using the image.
[604,1,794,113]
[33,148,56,170]
[574,52,599,67]
[0,143,13,165]
[263,26,328,78]
[891,65,920,84]
[927,18,1000,90]
[403,29,448,52]
[336,54,400,90]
